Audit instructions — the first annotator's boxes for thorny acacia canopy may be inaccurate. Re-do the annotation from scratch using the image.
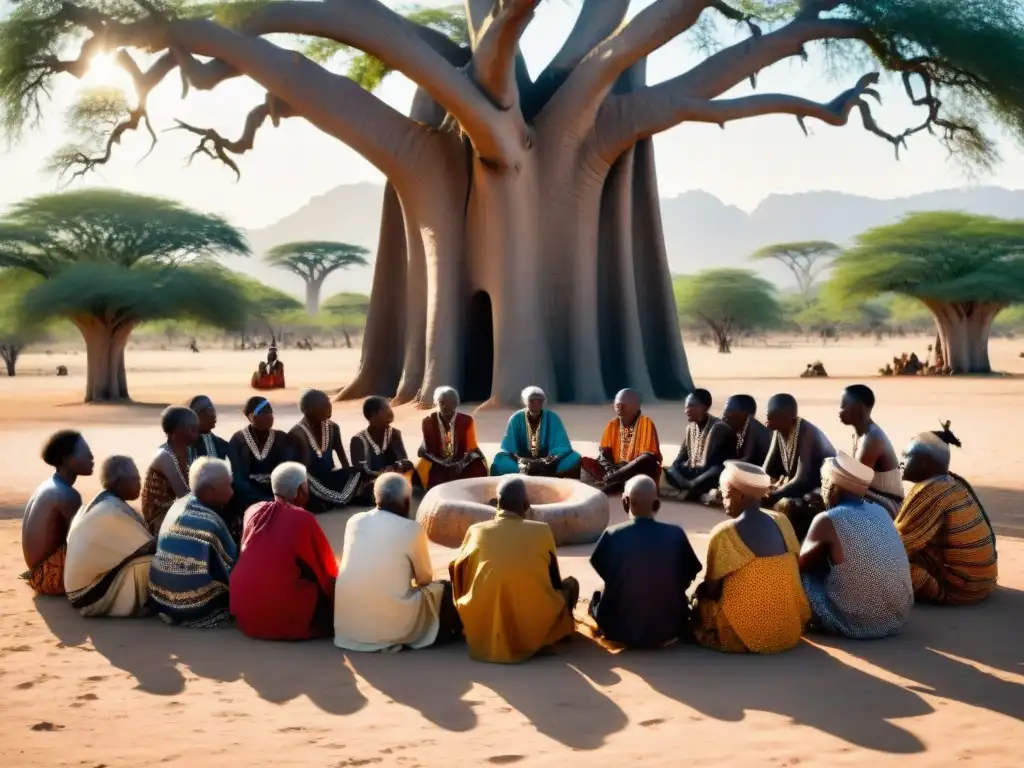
[266,240,371,282]
[2,1,1024,182]
[677,267,782,330]
[828,211,1024,306]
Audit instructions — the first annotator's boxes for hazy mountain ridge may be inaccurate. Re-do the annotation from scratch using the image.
[231,182,1024,297]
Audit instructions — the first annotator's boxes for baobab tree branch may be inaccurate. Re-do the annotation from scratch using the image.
[541,0,631,77]
[470,0,541,108]
[598,72,881,161]
[542,0,716,129]
[169,95,296,180]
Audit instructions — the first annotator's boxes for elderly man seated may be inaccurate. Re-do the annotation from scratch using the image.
[490,387,582,478]
[895,423,998,605]
[450,476,579,663]
[64,456,156,618]
[334,473,462,652]
[231,462,339,641]
[589,475,702,648]
[800,453,913,639]
[149,457,238,628]
[581,389,663,493]
[415,386,488,490]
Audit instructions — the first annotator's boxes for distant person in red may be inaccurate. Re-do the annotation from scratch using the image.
[251,346,285,390]
[230,462,338,640]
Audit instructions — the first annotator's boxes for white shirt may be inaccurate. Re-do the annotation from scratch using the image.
[333,508,441,652]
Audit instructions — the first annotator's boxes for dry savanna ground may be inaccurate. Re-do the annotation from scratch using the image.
[1,336,1022,767]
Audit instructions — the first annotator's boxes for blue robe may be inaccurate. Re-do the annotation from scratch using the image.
[491,410,582,476]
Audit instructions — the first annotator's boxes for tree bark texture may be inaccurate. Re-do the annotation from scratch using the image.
[73,316,136,402]
[925,300,1004,374]
[0,345,19,376]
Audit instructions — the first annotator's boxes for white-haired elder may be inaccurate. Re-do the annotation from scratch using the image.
[414,386,487,490]
[64,455,156,618]
[490,386,583,478]
[148,457,238,628]
[334,473,462,652]
[230,462,339,640]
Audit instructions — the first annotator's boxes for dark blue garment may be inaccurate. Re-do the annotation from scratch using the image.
[589,517,702,648]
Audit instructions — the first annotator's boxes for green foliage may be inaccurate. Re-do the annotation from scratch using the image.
[993,304,1024,332]
[0,0,69,136]
[825,211,1024,308]
[266,240,370,282]
[301,4,468,91]
[0,269,44,361]
[675,268,782,331]
[322,291,370,327]
[0,189,249,276]
[18,261,249,330]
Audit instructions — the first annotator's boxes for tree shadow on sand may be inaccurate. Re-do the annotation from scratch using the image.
[34,596,366,715]
[346,642,629,750]
[813,586,1024,722]
[570,639,931,754]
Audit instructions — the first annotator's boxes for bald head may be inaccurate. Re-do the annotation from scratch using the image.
[614,388,641,423]
[496,476,530,516]
[623,475,659,518]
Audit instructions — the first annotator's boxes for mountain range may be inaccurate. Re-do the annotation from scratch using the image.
[229,182,1024,298]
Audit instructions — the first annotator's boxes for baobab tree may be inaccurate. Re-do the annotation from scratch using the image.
[266,241,370,315]
[750,241,841,302]
[828,211,1024,374]
[2,1,1023,404]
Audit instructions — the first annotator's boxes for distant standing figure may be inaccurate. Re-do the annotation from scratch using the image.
[64,456,156,618]
[231,462,339,640]
[839,385,904,518]
[414,387,488,489]
[589,476,702,648]
[895,425,997,605]
[490,387,583,478]
[149,457,238,627]
[800,453,913,639]
[141,406,199,534]
[21,430,95,595]
[693,461,810,654]
[334,473,462,652]
[450,477,578,663]
[665,389,735,499]
[580,388,662,492]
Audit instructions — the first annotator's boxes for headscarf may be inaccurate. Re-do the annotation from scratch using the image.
[905,432,951,465]
[821,452,874,496]
[719,460,771,497]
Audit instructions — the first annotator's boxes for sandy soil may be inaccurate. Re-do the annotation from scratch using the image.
[1,337,1022,767]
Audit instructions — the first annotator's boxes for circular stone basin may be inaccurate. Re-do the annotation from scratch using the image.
[416,476,610,549]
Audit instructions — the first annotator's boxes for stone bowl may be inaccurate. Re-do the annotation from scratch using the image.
[416,476,610,549]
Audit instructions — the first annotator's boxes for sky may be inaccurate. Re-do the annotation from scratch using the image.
[2,0,1023,230]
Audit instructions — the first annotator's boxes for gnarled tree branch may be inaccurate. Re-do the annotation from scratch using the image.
[598,72,882,161]
[470,0,540,109]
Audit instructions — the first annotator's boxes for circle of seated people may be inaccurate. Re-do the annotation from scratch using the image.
[417,476,609,548]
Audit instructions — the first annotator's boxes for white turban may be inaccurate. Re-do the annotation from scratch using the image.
[720,460,772,496]
[905,432,951,464]
[821,452,875,496]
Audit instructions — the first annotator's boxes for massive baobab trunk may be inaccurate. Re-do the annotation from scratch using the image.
[73,316,135,402]
[926,300,1004,374]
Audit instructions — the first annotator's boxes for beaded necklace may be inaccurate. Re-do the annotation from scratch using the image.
[777,418,802,476]
[298,419,331,458]
[362,426,393,455]
[736,417,750,454]
[163,445,190,487]
[243,426,275,462]
[437,413,456,459]
[525,411,541,458]
[618,418,637,461]
[685,416,716,468]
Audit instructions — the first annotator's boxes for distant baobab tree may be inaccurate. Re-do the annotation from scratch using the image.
[266,241,370,315]
[750,241,842,302]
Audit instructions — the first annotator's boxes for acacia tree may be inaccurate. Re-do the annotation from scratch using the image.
[0,190,250,401]
[677,268,780,352]
[827,211,1024,373]
[266,241,370,314]
[323,291,371,348]
[751,241,841,301]
[3,1,1023,404]
[0,269,41,376]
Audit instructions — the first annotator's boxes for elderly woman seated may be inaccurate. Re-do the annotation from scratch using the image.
[490,387,582,478]
[149,457,238,628]
[231,462,339,640]
[415,386,488,490]
[64,456,156,618]
[693,461,810,654]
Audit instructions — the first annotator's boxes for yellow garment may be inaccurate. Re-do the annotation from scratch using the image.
[694,511,810,653]
[64,491,155,617]
[895,474,997,605]
[449,512,574,663]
